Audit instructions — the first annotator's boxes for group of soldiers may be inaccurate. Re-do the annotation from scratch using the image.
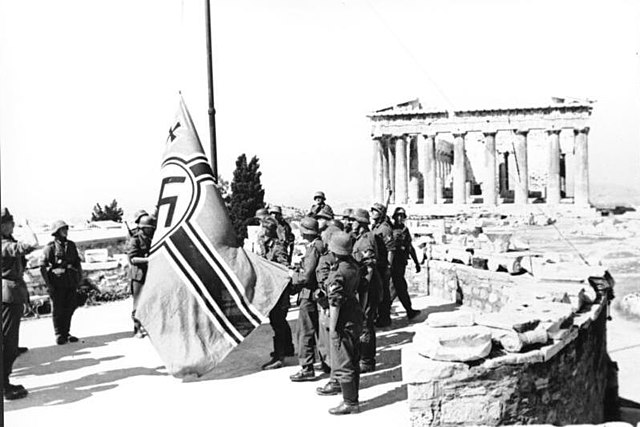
[1,208,87,400]
[255,191,422,415]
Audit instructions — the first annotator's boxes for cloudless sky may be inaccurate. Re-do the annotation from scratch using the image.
[1,0,639,223]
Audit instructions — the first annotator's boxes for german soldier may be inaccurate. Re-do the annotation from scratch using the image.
[389,207,421,319]
[2,208,38,400]
[351,208,382,373]
[308,191,334,218]
[341,208,354,234]
[269,205,295,262]
[260,216,294,370]
[326,232,363,415]
[370,203,395,328]
[126,213,156,337]
[40,220,83,345]
[289,217,324,382]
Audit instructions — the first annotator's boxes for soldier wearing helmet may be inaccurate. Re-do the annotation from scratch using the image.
[259,216,294,370]
[2,207,39,400]
[386,207,421,321]
[269,205,294,262]
[324,231,363,415]
[350,208,382,374]
[40,219,83,345]
[126,212,156,338]
[370,203,395,328]
[341,208,354,234]
[288,217,325,382]
[308,191,333,219]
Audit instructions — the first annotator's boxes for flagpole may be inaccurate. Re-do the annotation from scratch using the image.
[205,0,218,178]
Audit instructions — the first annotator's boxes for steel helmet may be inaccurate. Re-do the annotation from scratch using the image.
[300,217,319,236]
[328,232,353,256]
[393,207,407,218]
[51,220,69,236]
[254,208,269,219]
[371,203,387,215]
[139,215,156,229]
[353,209,370,225]
[133,209,149,224]
[341,208,354,220]
[269,205,282,215]
[313,191,326,200]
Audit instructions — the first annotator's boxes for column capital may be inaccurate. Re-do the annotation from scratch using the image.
[422,132,437,139]
[452,131,467,138]
[482,131,497,137]
[574,126,590,135]
[515,129,530,136]
[546,129,562,136]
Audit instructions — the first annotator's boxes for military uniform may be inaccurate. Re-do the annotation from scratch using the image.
[276,218,295,262]
[126,227,153,335]
[290,236,324,376]
[326,242,363,414]
[390,223,418,315]
[262,236,294,365]
[41,237,82,342]
[2,234,36,392]
[315,250,336,372]
[352,229,381,372]
[372,218,395,326]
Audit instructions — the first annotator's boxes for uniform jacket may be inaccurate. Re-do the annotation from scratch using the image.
[326,256,363,326]
[372,219,395,271]
[308,203,334,217]
[127,228,153,283]
[391,223,413,265]
[41,238,82,289]
[1,235,36,304]
[291,237,324,300]
[261,237,289,266]
[276,219,295,246]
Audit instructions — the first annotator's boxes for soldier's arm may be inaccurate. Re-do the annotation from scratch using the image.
[127,237,148,265]
[327,271,345,331]
[70,242,83,277]
[383,227,396,266]
[39,245,52,287]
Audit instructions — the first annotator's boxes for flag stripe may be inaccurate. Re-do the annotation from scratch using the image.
[186,222,263,325]
[170,228,256,337]
[163,243,242,345]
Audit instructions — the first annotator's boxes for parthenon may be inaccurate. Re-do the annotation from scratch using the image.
[369,98,593,209]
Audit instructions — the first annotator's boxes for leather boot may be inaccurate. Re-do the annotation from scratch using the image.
[289,366,315,382]
[316,378,341,396]
[329,382,359,415]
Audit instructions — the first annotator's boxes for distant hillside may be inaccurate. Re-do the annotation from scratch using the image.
[591,181,640,208]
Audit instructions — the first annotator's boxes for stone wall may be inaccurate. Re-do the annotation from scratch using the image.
[404,300,610,426]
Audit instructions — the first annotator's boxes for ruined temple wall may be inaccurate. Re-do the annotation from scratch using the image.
[404,303,609,425]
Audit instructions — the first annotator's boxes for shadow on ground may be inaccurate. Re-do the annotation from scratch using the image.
[5,366,166,411]
[13,331,133,378]
[619,397,640,425]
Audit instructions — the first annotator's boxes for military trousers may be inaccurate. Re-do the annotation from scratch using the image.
[2,302,22,384]
[268,289,293,358]
[49,285,77,338]
[296,297,318,367]
[130,279,144,333]
[358,271,381,369]
[390,262,413,312]
[317,306,331,369]
[330,317,362,386]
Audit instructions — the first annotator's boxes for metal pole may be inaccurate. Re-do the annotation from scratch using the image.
[205,0,218,177]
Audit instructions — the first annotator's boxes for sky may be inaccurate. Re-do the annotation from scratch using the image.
[1,0,639,224]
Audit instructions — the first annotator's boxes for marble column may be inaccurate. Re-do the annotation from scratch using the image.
[574,127,590,206]
[453,132,467,204]
[513,129,529,205]
[388,139,396,204]
[372,137,384,203]
[483,131,497,205]
[421,134,437,205]
[408,135,420,203]
[381,138,390,201]
[395,136,408,204]
[547,129,561,205]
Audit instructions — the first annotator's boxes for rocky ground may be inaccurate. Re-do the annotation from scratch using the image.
[5,217,640,427]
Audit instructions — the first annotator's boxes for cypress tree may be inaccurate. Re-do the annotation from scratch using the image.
[227,154,265,243]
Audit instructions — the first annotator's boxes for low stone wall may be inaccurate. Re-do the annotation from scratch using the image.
[404,260,615,426]
[404,299,611,426]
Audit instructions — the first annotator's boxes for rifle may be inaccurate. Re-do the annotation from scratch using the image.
[124,221,134,237]
[384,185,393,220]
